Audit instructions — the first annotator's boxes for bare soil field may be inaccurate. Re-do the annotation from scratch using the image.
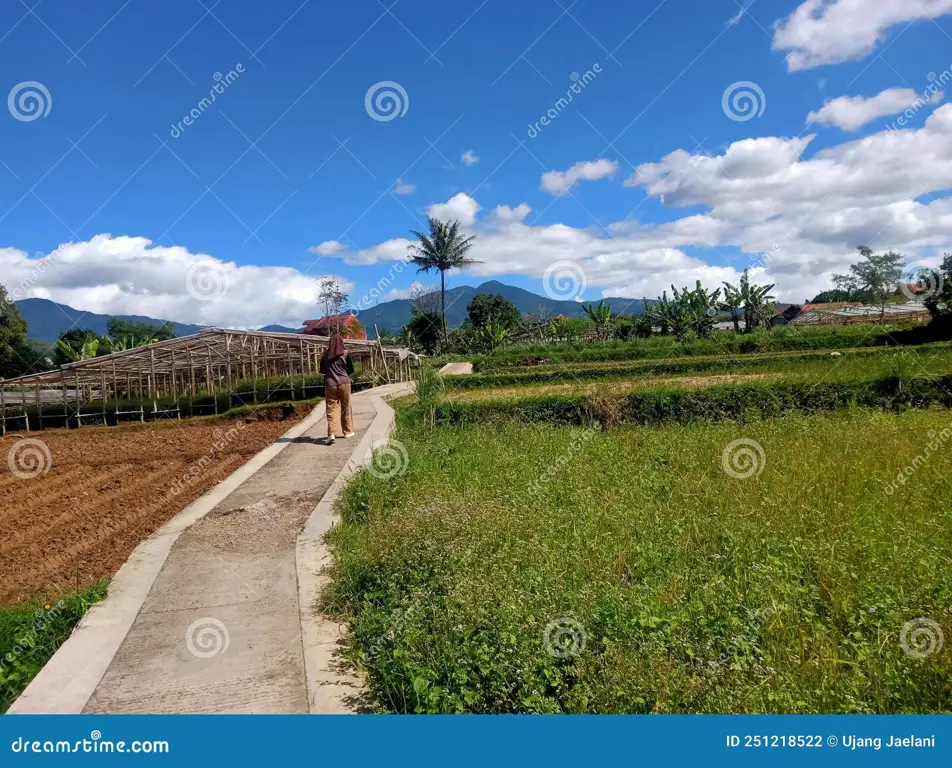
[0,410,307,604]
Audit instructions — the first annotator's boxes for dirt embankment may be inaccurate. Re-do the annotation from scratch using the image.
[0,411,306,604]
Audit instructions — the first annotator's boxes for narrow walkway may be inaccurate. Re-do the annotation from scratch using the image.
[83,395,377,714]
[439,362,473,375]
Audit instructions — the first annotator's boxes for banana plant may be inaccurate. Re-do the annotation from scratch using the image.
[723,270,776,331]
[584,300,614,340]
[56,334,102,362]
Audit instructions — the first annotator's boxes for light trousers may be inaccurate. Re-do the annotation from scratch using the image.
[326,381,353,437]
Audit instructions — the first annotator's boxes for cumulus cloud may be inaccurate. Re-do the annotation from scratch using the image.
[774,0,952,71]
[461,149,480,165]
[540,159,619,195]
[393,178,416,195]
[492,203,532,224]
[4,235,353,330]
[808,87,944,131]
[309,237,413,266]
[427,192,481,226]
[341,109,952,304]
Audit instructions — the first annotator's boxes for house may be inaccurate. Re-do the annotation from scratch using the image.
[301,313,367,340]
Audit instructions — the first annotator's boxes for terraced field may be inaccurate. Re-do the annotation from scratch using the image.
[0,413,305,603]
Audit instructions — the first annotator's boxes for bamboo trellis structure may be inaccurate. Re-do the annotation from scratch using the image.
[0,328,420,434]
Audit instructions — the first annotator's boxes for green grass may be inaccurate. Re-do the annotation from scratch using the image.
[326,410,952,714]
[469,323,937,372]
[0,584,108,712]
[449,343,952,391]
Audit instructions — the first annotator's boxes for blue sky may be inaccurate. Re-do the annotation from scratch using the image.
[2,0,952,328]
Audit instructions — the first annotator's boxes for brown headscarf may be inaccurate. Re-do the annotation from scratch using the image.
[326,332,346,359]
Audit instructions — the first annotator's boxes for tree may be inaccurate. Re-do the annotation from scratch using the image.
[106,318,174,343]
[467,294,521,332]
[833,246,904,320]
[810,288,857,304]
[316,278,350,332]
[474,322,511,352]
[55,331,104,363]
[672,281,721,338]
[922,253,952,324]
[722,270,776,332]
[0,283,29,379]
[408,218,480,345]
[584,300,614,340]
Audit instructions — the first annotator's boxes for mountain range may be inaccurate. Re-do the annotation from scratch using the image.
[15,282,646,342]
[359,281,646,334]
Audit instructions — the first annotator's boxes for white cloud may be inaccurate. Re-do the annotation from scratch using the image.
[4,235,353,330]
[311,240,347,256]
[393,178,416,195]
[309,237,412,266]
[540,159,618,195]
[492,203,532,224]
[383,281,427,301]
[461,149,480,166]
[340,109,952,304]
[774,0,952,71]
[427,192,481,226]
[808,87,944,131]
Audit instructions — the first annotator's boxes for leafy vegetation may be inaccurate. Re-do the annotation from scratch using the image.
[1,584,108,713]
[326,410,952,713]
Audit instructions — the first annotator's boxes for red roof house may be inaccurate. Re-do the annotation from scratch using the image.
[302,314,366,340]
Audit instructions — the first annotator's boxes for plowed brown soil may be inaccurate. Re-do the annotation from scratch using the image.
[0,412,306,604]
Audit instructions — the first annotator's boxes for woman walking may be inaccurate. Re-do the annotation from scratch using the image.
[319,332,355,445]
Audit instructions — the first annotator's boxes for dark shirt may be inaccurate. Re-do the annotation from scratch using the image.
[320,352,354,387]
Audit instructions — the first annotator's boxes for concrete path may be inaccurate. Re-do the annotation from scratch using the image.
[81,396,377,714]
[439,362,473,375]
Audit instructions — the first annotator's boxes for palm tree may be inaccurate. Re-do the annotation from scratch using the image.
[408,218,480,346]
